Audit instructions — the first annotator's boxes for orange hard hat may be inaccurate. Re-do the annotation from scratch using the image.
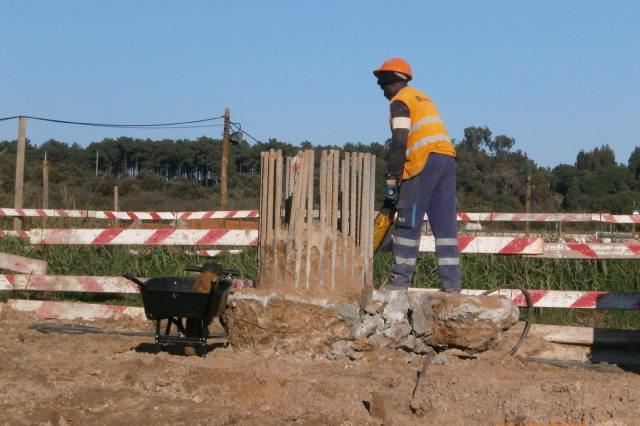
[373,58,413,81]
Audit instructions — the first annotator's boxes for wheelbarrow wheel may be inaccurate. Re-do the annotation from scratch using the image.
[183,345,197,357]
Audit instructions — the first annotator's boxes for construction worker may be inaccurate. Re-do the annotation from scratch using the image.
[374,58,461,292]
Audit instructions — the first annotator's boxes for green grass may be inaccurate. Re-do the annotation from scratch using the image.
[2,237,640,328]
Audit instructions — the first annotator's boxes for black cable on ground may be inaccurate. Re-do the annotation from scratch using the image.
[29,323,153,336]
[28,322,228,339]
[482,283,534,356]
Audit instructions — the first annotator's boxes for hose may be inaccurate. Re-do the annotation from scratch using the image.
[481,283,534,356]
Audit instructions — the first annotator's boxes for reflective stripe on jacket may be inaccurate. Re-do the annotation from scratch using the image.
[390,86,456,180]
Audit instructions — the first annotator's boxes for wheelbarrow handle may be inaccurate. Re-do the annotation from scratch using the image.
[122,274,146,290]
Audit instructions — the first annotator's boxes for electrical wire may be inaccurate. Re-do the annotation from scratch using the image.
[22,114,224,128]
[2,114,261,142]
[103,124,225,130]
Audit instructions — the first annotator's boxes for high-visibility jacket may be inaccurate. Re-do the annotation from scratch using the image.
[390,86,456,180]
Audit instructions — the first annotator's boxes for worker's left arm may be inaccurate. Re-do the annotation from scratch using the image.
[386,100,410,182]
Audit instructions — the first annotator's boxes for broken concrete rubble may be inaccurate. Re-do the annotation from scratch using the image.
[221,289,519,359]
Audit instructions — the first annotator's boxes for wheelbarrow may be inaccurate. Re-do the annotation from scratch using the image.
[123,262,238,357]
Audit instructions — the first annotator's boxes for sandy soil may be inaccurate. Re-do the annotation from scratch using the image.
[1,309,639,426]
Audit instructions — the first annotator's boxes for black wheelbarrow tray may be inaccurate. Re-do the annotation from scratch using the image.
[124,273,232,356]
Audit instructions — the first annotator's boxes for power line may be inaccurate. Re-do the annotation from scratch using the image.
[84,123,225,130]
[21,114,225,128]
[2,114,261,142]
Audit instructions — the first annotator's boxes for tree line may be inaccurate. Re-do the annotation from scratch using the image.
[0,127,639,213]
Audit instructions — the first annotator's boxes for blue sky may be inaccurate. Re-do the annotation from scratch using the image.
[1,1,638,168]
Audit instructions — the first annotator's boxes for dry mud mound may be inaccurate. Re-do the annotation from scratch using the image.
[221,290,519,360]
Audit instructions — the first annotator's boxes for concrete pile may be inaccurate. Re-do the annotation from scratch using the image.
[221,289,519,361]
[243,148,519,362]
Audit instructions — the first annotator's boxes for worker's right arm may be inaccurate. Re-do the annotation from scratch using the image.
[386,100,410,181]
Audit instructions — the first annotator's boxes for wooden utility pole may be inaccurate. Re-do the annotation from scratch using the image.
[114,186,119,226]
[42,153,49,228]
[14,116,26,232]
[525,174,532,236]
[220,107,231,209]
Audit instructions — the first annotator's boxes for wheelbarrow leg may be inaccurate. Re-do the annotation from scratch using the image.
[153,320,162,354]
[198,319,208,357]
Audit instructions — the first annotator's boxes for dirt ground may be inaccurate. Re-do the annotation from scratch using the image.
[1,309,640,426]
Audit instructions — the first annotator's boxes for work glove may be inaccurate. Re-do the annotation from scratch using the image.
[383,179,400,207]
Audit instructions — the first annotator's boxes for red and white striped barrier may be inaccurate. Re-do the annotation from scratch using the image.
[4,288,639,322]
[419,236,543,254]
[412,288,640,310]
[456,212,599,222]
[175,210,259,220]
[16,227,640,258]
[3,207,639,223]
[599,214,640,224]
[0,253,47,274]
[27,230,542,255]
[541,241,640,259]
[0,274,141,293]
[29,228,259,246]
[7,272,635,311]
[0,208,259,221]
[5,299,145,321]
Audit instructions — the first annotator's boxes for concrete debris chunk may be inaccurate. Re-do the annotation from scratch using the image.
[382,321,412,340]
[425,292,519,352]
[382,290,410,324]
[356,314,383,338]
[407,291,432,337]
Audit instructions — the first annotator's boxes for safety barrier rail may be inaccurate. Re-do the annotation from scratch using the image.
[1,230,631,258]
[2,207,639,223]
[2,279,639,322]
[2,275,638,310]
